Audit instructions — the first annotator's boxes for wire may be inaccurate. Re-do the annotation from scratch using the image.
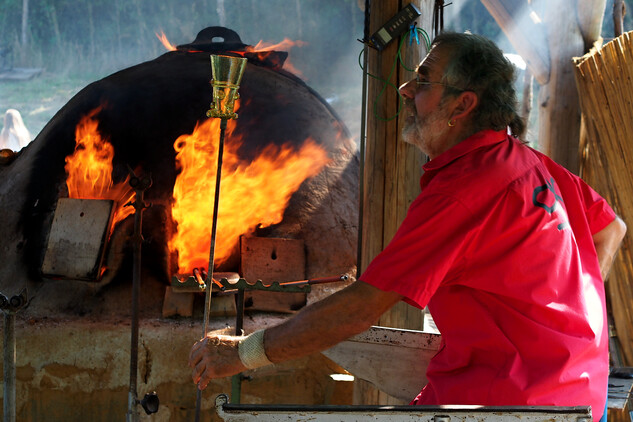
[359,27,431,121]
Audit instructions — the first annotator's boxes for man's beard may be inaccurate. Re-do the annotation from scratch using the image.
[402,103,450,157]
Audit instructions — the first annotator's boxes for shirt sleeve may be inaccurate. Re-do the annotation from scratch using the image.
[359,192,475,310]
[575,176,616,235]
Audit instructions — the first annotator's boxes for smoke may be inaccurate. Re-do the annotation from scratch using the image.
[0,0,366,142]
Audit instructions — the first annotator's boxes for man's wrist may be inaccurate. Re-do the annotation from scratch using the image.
[238,329,273,369]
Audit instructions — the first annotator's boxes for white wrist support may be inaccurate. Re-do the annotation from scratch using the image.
[238,329,273,369]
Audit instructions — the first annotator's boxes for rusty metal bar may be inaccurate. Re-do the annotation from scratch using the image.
[3,311,15,422]
[126,171,152,422]
[231,288,246,403]
[279,274,348,287]
[216,274,348,295]
[1,288,27,422]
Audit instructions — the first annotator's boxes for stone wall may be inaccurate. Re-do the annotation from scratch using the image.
[0,316,353,421]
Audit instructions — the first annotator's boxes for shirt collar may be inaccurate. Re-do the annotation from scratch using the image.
[422,129,508,172]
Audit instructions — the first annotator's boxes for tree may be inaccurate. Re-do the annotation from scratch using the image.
[21,0,28,46]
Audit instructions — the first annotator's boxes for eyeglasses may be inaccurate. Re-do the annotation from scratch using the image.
[415,76,465,92]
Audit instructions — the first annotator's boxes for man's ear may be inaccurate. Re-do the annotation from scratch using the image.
[450,91,478,121]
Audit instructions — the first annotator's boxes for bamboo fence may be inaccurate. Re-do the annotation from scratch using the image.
[574,32,633,369]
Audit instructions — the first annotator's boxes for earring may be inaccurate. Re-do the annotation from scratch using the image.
[448,119,455,127]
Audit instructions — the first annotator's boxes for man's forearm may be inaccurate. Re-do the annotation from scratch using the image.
[264,281,402,363]
[189,280,402,389]
[593,216,627,281]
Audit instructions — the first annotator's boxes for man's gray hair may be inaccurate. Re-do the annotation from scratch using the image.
[432,32,526,138]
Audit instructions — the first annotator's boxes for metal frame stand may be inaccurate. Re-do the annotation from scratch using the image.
[125,170,158,422]
[1,288,27,422]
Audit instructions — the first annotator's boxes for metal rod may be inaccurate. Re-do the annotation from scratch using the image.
[195,117,228,422]
[193,268,206,287]
[235,289,245,335]
[285,274,348,286]
[356,0,370,280]
[214,275,348,295]
[3,311,15,422]
[231,288,246,404]
[126,171,151,422]
[199,268,225,290]
[203,117,227,335]
[1,289,26,422]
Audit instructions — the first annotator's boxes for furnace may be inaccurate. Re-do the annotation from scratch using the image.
[3,26,358,311]
[0,26,359,420]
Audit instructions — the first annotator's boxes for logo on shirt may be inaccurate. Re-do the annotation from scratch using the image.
[532,178,570,231]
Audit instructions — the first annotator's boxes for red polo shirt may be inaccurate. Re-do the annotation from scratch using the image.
[360,130,615,420]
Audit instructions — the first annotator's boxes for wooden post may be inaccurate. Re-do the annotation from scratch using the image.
[356,0,435,405]
[481,0,605,174]
[362,0,436,330]
[536,0,585,174]
[614,0,626,37]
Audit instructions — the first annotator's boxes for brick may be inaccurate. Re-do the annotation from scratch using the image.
[162,286,194,318]
[240,236,306,313]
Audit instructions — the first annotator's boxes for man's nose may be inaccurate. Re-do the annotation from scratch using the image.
[399,79,416,99]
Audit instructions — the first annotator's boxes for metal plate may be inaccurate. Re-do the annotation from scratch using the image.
[215,394,592,421]
[41,198,114,280]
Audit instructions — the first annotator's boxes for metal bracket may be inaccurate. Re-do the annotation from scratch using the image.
[171,275,311,294]
[0,288,28,314]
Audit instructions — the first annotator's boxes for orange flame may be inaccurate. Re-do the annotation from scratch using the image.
[250,38,307,52]
[156,31,177,51]
[169,115,330,273]
[155,31,307,76]
[64,108,135,226]
[247,38,306,76]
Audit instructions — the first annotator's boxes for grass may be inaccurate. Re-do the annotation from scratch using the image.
[0,71,101,138]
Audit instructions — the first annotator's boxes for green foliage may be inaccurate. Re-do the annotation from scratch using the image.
[0,0,363,81]
[0,0,365,137]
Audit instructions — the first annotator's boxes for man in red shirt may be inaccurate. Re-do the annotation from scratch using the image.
[189,32,626,420]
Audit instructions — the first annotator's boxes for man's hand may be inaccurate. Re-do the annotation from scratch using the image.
[188,333,247,390]
[187,281,402,390]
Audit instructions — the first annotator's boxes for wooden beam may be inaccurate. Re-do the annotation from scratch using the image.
[481,0,551,85]
[576,0,607,49]
[355,0,434,406]
[614,0,626,37]
[536,0,585,173]
[362,0,428,332]
[360,0,430,327]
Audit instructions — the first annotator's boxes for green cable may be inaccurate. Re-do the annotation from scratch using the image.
[399,28,431,72]
[359,27,432,121]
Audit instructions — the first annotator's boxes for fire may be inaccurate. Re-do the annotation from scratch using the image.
[246,38,306,76]
[156,31,306,76]
[64,108,135,226]
[169,116,330,273]
[156,31,177,51]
